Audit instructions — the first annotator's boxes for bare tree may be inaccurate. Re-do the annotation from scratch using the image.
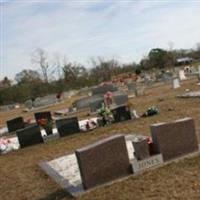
[31,48,49,83]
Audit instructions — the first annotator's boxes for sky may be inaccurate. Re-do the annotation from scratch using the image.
[1,0,200,79]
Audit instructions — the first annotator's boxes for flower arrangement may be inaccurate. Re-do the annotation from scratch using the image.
[37,118,53,130]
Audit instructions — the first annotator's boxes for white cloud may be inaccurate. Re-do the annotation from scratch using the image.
[1,0,200,79]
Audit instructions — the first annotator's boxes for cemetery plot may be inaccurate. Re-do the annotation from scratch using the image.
[39,135,134,197]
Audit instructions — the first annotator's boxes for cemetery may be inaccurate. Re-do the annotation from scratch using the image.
[0,73,200,200]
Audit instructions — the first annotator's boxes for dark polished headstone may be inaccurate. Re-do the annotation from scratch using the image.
[132,139,150,160]
[150,118,199,161]
[75,135,132,189]
[111,105,132,123]
[16,125,44,148]
[6,117,25,133]
[56,117,80,137]
[34,111,52,124]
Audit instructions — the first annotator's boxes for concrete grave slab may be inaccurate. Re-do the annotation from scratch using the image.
[39,135,135,197]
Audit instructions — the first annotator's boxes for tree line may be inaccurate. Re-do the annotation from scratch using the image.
[0,44,200,105]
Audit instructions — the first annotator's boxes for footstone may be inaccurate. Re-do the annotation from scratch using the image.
[16,125,44,148]
[132,139,150,160]
[56,117,80,137]
[150,118,199,161]
[34,111,52,124]
[75,135,132,189]
[132,154,163,173]
[111,105,132,123]
[6,117,25,133]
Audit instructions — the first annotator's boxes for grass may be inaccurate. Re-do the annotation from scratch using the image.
[0,78,200,200]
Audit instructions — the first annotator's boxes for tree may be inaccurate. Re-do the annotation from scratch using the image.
[148,48,168,69]
[31,48,50,82]
[1,76,11,88]
[15,69,41,84]
[90,57,120,82]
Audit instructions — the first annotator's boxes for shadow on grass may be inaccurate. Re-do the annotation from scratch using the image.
[37,189,74,200]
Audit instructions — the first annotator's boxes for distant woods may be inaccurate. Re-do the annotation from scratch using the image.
[0,44,200,105]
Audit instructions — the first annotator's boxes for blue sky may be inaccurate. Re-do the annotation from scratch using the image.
[1,0,200,79]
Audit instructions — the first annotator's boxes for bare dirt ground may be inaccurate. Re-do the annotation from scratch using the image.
[0,78,200,200]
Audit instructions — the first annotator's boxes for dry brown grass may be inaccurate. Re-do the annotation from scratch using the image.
[0,78,200,200]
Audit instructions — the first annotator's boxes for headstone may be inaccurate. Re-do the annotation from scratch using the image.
[89,98,104,112]
[73,96,103,110]
[113,92,128,105]
[24,99,33,109]
[33,95,57,107]
[92,84,118,95]
[16,125,44,148]
[111,105,132,123]
[75,135,132,189]
[6,117,25,133]
[135,86,145,96]
[179,70,187,80]
[150,118,199,161]
[132,154,163,173]
[172,77,180,89]
[34,111,52,124]
[132,139,150,160]
[127,83,136,91]
[56,117,80,137]
[0,104,15,112]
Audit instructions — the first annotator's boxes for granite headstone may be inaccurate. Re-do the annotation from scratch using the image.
[75,135,132,189]
[132,139,150,160]
[111,105,132,123]
[6,117,25,133]
[16,125,44,148]
[35,111,52,124]
[56,117,80,137]
[150,118,199,161]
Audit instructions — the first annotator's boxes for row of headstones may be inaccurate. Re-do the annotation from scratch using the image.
[73,91,128,111]
[16,116,80,148]
[75,117,199,190]
[8,105,133,148]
